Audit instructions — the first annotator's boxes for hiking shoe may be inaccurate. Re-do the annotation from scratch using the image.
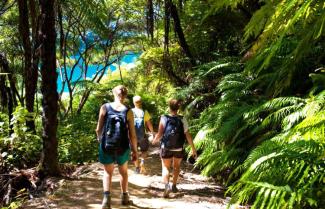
[101,193,111,209]
[121,192,131,205]
[135,167,140,174]
[163,183,170,198]
[171,184,179,193]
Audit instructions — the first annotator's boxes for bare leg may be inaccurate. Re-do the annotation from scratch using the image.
[118,162,131,205]
[102,164,114,208]
[172,157,182,186]
[161,158,172,184]
[118,162,129,193]
[103,164,114,192]
[161,158,172,197]
[134,151,147,168]
[134,152,140,170]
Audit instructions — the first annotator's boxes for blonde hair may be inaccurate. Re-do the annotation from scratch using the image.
[112,85,128,97]
[133,95,141,103]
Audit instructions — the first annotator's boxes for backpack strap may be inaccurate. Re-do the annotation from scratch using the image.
[132,108,145,118]
[104,103,111,114]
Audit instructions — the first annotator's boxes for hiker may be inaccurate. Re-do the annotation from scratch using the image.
[152,99,197,198]
[96,85,138,209]
[132,95,154,174]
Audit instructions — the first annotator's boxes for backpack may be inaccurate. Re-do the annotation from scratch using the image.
[132,108,145,141]
[161,115,185,149]
[101,103,129,153]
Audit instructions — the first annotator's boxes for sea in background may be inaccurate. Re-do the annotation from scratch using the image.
[57,52,140,92]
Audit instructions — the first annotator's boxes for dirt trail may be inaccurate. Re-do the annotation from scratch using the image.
[22,147,244,209]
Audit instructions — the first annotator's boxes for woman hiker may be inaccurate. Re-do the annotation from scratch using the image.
[96,85,138,208]
[152,98,197,198]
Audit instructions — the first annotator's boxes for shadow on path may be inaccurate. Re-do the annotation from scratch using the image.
[22,147,241,209]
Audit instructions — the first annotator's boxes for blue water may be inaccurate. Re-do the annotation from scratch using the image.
[57,52,139,92]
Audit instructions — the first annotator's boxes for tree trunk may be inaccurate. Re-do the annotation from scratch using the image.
[163,54,188,86]
[57,1,65,57]
[178,0,183,11]
[0,73,8,110]
[0,54,15,134]
[38,0,60,176]
[146,0,154,41]
[0,53,21,106]
[164,0,171,53]
[28,0,39,39]
[169,0,195,65]
[18,0,37,132]
[6,86,13,135]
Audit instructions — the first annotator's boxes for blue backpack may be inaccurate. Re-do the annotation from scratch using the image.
[101,103,129,153]
[162,115,185,149]
[132,108,145,141]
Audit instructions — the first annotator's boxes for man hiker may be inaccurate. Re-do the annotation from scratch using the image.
[132,95,154,174]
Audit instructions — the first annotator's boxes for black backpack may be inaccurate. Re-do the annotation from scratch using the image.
[101,103,129,153]
[161,115,185,149]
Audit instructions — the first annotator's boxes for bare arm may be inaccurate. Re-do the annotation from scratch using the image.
[144,111,154,133]
[185,131,197,159]
[145,120,154,133]
[152,118,164,145]
[127,110,138,153]
[95,105,106,142]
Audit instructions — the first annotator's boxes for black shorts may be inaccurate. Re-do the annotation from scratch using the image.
[160,148,184,159]
[138,138,149,152]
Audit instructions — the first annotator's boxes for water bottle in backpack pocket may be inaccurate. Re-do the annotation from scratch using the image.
[162,115,185,149]
[101,103,129,154]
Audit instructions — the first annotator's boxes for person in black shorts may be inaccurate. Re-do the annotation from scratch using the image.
[152,99,197,198]
[132,95,154,174]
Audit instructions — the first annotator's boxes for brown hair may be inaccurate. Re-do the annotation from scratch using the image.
[112,85,128,97]
[168,99,181,111]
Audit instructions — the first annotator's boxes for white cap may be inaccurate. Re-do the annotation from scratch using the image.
[133,95,141,103]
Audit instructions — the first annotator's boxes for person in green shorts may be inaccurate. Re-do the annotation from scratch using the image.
[96,85,138,209]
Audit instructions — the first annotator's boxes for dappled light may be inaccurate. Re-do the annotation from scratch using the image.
[1,0,324,208]
[23,147,229,209]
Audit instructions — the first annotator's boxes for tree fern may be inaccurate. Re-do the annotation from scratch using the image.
[227,103,325,208]
[228,140,325,209]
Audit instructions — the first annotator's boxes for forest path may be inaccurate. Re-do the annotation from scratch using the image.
[22,147,244,209]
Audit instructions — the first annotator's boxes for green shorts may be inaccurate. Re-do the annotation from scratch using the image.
[98,145,130,165]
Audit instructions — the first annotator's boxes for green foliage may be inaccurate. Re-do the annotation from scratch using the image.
[57,66,167,162]
[193,66,325,207]
[0,0,324,208]
[0,106,41,169]
[58,115,98,163]
[228,139,325,209]
[183,1,247,61]
[207,0,325,96]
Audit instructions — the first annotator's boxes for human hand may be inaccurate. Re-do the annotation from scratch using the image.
[151,138,159,145]
[148,132,155,143]
[192,149,198,159]
[131,151,137,162]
